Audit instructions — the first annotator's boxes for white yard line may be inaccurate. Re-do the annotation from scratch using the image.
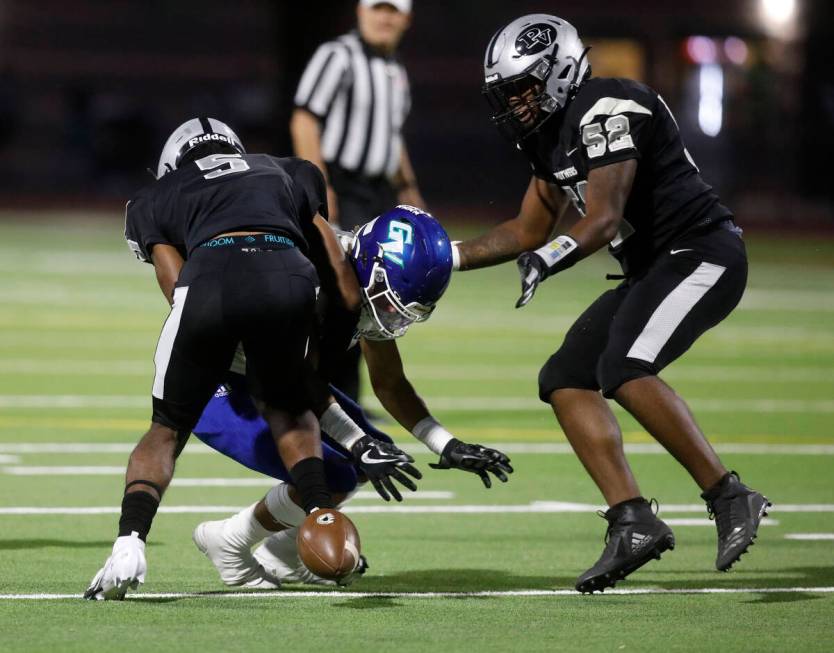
[1,587,833,601]
[740,289,834,312]
[0,455,20,464]
[402,364,834,384]
[0,501,815,516]
[1,393,834,414]
[6,395,834,413]
[664,518,778,527]
[2,442,834,456]
[784,533,834,541]
[3,361,834,383]
[0,396,147,408]
[2,466,127,475]
[0,360,148,375]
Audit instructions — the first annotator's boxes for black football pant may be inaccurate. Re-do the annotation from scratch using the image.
[151,241,318,431]
[538,222,747,400]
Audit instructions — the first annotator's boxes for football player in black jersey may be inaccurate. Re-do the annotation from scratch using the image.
[451,15,770,593]
[85,117,361,600]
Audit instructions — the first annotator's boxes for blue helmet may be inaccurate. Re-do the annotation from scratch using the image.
[349,205,453,340]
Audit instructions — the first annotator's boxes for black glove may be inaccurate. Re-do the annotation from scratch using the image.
[351,435,422,502]
[429,439,514,489]
[515,252,547,309]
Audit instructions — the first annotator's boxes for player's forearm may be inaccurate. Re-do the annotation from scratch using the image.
[560,159,635,258]
[566,213,621,257]
[150,244,184,306]
[313,215,361,313]
[457,220,546,270]
[372,376,430,432]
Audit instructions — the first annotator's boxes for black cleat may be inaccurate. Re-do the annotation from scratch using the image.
[575,498,675,594]
[701,471,771,572]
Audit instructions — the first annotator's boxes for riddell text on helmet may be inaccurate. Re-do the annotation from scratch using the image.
[187,133,234,148]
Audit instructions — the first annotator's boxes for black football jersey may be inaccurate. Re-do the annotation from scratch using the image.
[520,77,733,274]
[124,153,328,263]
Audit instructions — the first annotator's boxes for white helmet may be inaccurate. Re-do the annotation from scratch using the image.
[156,117,245,178]
[483,14,591,143]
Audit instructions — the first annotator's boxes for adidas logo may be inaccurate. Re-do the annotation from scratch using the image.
[631,532,653,553]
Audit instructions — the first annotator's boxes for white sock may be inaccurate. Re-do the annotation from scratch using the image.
[223,502,272,550]
[264,482,307,528]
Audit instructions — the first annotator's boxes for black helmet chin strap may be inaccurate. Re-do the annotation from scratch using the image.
[573,46,592,88]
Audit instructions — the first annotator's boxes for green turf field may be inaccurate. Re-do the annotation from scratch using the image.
[1,214,833,652]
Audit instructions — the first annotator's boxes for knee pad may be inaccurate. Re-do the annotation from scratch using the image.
[538,349,599,401]
[264,482,307,528]
[597,352,656,399]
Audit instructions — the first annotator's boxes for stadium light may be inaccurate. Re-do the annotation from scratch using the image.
[698,64,723,137]
[723,37,749,66]
[685,36,718,65]
[758,0,799,37]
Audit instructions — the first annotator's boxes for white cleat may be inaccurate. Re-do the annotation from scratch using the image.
[84,532,147,600]
[193,519,281,589]
[253,528,339,586]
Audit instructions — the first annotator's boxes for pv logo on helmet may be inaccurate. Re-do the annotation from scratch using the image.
[515,24,556,56]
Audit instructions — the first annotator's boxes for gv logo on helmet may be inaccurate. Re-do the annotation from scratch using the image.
[515,24,556,56]
[379,220,414,268]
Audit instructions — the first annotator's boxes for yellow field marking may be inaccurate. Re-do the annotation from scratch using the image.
[0,417,146,431]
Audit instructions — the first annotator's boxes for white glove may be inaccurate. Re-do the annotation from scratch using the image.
[84,532,147,600]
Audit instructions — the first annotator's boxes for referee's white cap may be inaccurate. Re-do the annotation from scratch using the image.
[360,0,412,13]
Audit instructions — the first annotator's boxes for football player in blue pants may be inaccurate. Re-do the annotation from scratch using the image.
[191,207,513,588]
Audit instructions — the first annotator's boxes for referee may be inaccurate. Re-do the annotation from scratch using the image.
[291,0,424,402]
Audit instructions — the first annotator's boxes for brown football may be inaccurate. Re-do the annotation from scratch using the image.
[296,509,361,581]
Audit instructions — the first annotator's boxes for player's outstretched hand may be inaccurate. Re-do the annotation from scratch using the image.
[351,435,422,502]
[515,252,547,308]
[429,439,514,488]
[83,533,147,600]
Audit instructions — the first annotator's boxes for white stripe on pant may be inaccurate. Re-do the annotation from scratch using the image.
[626,262,726,363]
[152,286,189,399]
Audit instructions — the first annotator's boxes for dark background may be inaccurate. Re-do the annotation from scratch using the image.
[0,0,831,226]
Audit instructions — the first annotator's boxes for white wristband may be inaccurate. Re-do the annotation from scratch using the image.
[533,235,579,270]
[411,416,455,455]
[320,402,365,450]
[451,241,461,271]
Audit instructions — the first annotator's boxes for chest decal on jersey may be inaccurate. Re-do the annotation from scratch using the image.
[553,166,578,181]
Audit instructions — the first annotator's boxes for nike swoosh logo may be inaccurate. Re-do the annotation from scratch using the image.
[361,450,398,465]
[670,249,694,255]
[566,148,578,157]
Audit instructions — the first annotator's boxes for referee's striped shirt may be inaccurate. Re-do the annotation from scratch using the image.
[294,31,411,179]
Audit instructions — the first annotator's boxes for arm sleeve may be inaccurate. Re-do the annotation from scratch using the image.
[289,159,329,221]
[294,42,350,120]
[577,94,655,171]
[124,194,168,264]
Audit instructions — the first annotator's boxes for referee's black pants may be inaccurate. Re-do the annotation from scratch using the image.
[327,165,397,402]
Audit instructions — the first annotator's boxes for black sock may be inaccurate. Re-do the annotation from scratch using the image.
[289,457,334,514]
[118,491,160,541]
[610,496,648,512]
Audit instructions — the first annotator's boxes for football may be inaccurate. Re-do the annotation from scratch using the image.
[296,509,361,581]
